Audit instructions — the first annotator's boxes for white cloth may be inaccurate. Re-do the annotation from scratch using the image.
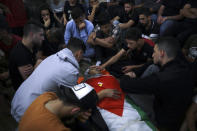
[11,48,79,122]
[98,100,154,131]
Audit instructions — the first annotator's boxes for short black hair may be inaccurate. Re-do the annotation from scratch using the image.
[156,37,181,58]
[48,27,64,44]
[138,8,151,17]
[125,27,142,41]
[123,0,134,6]
[97,11,111,26]
[71,7,84,20]
[57,84,98,110]
[67,37,86,53]
[23,19,43,37]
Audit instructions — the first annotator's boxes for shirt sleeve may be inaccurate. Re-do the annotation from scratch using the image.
[86,21,94,36]
[64,22,72,45]
[120,73,159,94]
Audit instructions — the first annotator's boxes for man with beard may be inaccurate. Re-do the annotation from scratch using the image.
[137,8,160,39]
[9,20,44,90]
[120,37,193,131]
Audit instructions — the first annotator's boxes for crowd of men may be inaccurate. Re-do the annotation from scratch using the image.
[0,0,197,131]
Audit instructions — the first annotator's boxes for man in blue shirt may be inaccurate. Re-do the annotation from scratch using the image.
[64,7,94,58]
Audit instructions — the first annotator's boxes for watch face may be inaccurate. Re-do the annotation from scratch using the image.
[73,83,86,91]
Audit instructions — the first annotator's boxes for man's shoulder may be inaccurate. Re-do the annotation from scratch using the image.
[10,42,30,57]
[84,19,94,27]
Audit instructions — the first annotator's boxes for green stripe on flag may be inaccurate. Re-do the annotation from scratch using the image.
[125,96,158,131]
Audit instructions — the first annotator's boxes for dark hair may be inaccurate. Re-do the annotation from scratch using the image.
[48,27,64,44]
[125,27,142,41]
[123,0,134,6]
[23,19,43,37]
[138,8,151,17]
[39,4,55,26]
[97,11,111,26]
[57,84,98,110]
[156,37,181,58]
[71,7,84,20]
[67,37,86,53]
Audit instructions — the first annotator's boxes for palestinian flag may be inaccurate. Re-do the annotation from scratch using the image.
[85,74,157,131]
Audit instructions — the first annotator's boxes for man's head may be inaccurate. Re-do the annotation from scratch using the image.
[138,8,151,27]
[57,83,98,118]
[71,7,85,27]
[97,12,111,34]
[47,27,64,45]
[67,38,86,62]
[123,0,134,14]
[152,37,180,66]
[23,19,44,48]
[125,27,142,50]
[69,0,77,5]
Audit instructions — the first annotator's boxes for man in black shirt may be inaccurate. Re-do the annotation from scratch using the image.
[120,37,193,131]
[137,8,160,39]
[88,12,117,64]
[114,0,139,29]
[157,0,187,36]
[9,20,44,90]
[100,27,154,78]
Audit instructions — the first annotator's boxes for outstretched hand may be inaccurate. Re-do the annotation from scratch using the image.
[99,89,121,100]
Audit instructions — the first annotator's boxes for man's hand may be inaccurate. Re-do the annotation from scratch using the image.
[79,22,86,30]
[104,37,115,43]
[99,89,121,100]
[122,65,137,73]
[44,18,51,28]
[18,64,34,80]
[77,109,92,123]
[157,15,163,24]
[125,72,136,78]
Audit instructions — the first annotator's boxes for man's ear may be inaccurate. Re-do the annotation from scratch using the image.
[75,50,83,59]
[70,107,80,115]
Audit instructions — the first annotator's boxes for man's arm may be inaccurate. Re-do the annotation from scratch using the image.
[120,73,158,94]
[100,48,126,69]
[64,22,72,45]
[97,89,121,101]
[18,59,42,80]
[157,5,165,24]
[180,4,197,19]
[119,20,135,29]
[88,3,99,22]
[88,33,115,48]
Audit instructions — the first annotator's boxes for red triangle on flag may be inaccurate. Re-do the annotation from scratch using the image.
[86,75,125,116]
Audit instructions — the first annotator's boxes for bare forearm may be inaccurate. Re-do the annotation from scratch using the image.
[119,20,134,29]
[95,38,113,48]
[158,5,165,16]
[88,7,97,22]
[166,14,183,20]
